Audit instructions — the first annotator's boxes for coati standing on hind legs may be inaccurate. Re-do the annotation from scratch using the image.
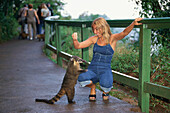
[35,56,87,104]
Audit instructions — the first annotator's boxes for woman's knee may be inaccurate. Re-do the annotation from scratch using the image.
[78,74,86,82]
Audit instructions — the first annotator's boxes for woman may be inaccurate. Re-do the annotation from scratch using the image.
[25,4,40,40]
[72,17,142,101]
[41,3,49,30]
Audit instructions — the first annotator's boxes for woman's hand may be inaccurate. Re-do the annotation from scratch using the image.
[72,32,78,40]
[134,18,143,25]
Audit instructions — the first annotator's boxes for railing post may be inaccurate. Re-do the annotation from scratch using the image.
[55,23,62,67]
[81,24,89,62]
[45,21,50,55]
[138,24,151,113]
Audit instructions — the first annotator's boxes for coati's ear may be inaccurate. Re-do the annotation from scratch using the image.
[73,60,76,66]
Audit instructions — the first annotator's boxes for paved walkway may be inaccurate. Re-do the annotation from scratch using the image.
[0,39,140,113]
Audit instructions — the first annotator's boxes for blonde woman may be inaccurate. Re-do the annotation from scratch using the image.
[72,17,143,101]
[41,3,49,18]
[41,3,49,30]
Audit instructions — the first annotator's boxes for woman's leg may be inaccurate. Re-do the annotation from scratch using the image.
[78,70,98,100]
[32,22,36,39]
[86,81,96,100]
[99,69,113,100]
[27,23,32,40]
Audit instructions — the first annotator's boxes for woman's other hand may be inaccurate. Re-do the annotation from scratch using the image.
[134,18,143,25]
[72,32,78,40]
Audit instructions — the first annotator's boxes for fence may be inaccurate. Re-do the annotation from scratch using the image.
[44,17,170,113]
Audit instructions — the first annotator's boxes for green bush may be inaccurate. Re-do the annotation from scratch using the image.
[151,47,170,86]
[111,43,139,75]
[0,14,19,43]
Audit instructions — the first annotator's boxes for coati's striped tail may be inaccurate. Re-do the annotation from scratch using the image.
[35,99,54,104]
[35,95,61,104]
[35,89,65,104]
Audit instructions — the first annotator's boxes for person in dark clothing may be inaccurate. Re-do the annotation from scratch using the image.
[18,4,28,34]
[36,5,43,34]
[47,3,53,16]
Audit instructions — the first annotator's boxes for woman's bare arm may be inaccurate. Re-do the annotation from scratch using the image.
[72,32,95,49]
[111,18,143,41]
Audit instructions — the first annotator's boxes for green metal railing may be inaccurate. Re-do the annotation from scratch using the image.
[44,17,170,113]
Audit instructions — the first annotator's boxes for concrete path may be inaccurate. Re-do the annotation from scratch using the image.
[0,39,140,113]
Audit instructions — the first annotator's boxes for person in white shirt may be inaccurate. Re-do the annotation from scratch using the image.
[41,3,49,30]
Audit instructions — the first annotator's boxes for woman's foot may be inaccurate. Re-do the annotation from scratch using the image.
[89,94,96,101]
[102,92,109,101]
[86,82,96,101]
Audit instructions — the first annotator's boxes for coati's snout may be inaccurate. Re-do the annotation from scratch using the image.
[70,56,87,64]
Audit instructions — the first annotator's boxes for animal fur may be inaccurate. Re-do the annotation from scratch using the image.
[35,56,87,104]
[37,34,45,41]
[19,32,29,39]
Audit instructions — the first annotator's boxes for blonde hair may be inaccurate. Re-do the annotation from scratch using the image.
[92,17,112,44]
[41,3,48,9]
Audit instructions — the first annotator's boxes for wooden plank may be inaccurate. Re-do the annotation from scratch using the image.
[55,24,62,67]
[146,23,170,29]
[138,24,151,113]
[144,82,170,100]
[45,17,170,28]
[59,51,72,60]
[112,70,139,89]
[46,44,57,53]
[81,24,89,62]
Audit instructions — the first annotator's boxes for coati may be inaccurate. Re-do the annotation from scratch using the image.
[19,32,29,39]
[37,34,45,41]
[35,56,87,104]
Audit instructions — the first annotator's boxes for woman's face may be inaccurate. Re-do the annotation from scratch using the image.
[92,24,102,38]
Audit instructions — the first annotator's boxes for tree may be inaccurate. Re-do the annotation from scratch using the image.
[78,11,110,21]
[16,0,65,18]
[0,0,66,43]
[132,0,169,48]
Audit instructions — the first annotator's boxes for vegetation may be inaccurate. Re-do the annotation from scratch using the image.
[0,0,66,43]
[132,0,170,48]
[0,0,169,112]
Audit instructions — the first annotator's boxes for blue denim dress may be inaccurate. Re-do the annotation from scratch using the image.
[78,39,114,92]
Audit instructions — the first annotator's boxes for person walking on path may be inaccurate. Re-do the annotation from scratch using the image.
[47,3,54,16]
[18,4,28,34]
[72,17,143,101]
[36,5,43,34]
[41,3,49,32]
[25,4,40,40]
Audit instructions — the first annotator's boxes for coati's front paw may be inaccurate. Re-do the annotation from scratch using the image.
[68,100,76,104]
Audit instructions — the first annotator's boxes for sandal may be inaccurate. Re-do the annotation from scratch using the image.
[89,95,96,102]
[102,93,109,101]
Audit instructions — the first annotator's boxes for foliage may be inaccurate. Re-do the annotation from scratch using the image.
[111,42,139,75]
[0,0,65,43]
[60,26,82,57]
[0,13,19,43]
[22,0,65,17]
[150,47,170,86]
[78,11,110,20]
[132,0,169,48]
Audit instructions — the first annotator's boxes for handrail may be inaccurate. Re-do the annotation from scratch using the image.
[44,17,170,113]
[45,17,170,28]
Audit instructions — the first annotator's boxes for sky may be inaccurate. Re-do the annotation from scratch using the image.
[61,0,141,19]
